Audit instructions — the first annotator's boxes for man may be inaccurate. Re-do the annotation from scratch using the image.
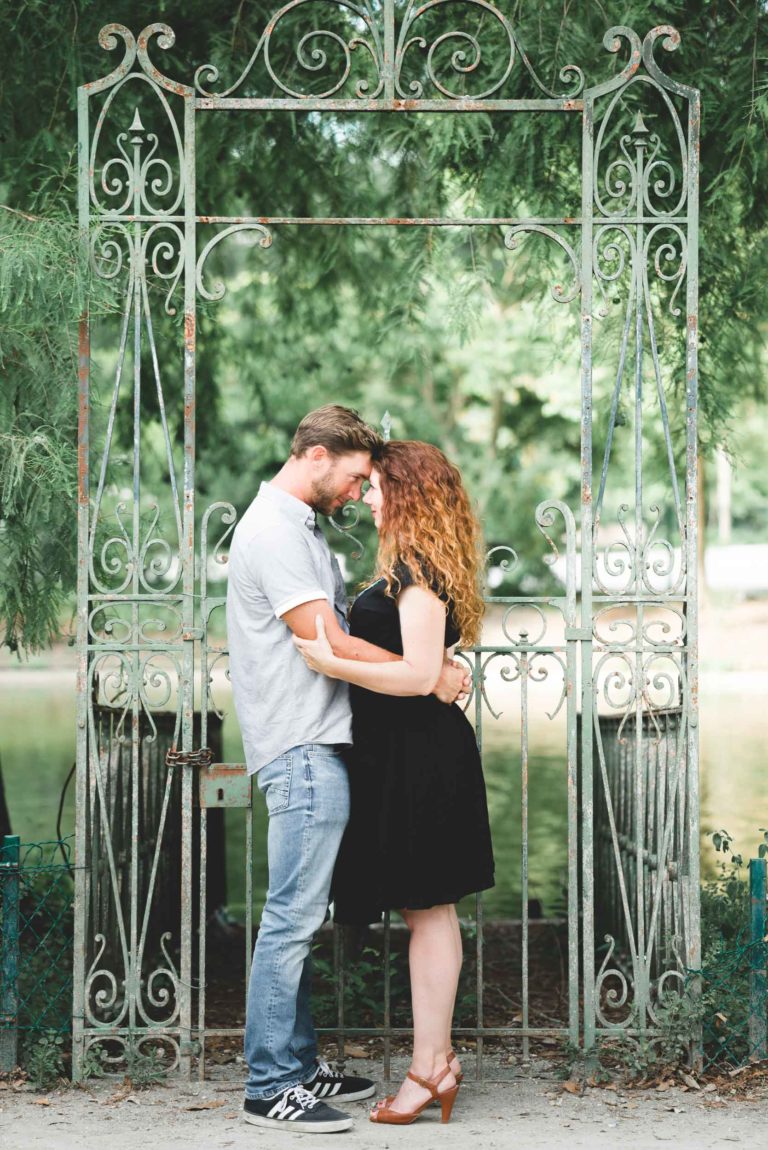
[227,405,469,1134]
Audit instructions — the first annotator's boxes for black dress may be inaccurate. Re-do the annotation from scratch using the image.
[332,565,495,925]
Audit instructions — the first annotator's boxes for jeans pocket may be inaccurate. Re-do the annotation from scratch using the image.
[258,755,293,815]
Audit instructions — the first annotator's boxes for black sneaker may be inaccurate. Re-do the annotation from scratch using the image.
[243,1085,353,1133]
[303,1057,376,1102]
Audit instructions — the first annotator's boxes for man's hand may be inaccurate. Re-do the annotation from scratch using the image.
[432,657,471,705]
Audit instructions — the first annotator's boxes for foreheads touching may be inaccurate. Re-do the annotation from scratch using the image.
[290,405,382,516]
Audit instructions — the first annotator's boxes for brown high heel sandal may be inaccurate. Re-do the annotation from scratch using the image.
[369,1065,459,1125]
[447,1048,464,1085]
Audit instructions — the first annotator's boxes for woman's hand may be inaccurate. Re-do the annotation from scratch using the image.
[293,615,339,677]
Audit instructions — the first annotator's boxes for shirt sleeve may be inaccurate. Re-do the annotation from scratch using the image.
[245,522,329,619]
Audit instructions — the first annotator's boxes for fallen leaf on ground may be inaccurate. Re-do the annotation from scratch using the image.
[562,1080,582,1095]
[679,1072,700,1091]
[185,1098,226,1111]
[341,1044,368,1058]
[33,1098,51,1106]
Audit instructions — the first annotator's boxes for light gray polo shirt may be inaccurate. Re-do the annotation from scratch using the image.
[226,482,352,774]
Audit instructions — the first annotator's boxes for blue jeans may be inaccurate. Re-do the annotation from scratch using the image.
[244,744,350,1100]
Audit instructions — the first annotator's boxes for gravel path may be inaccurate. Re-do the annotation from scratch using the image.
[2,1057,767,1150]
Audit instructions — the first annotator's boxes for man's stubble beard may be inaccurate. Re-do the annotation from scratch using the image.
[308,473,341,517]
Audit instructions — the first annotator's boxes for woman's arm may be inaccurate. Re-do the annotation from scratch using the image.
[292,585,447,697]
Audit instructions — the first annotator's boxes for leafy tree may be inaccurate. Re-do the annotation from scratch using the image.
[1,0,767,658]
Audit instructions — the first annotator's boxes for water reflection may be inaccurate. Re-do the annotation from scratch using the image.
[1,669,765,920]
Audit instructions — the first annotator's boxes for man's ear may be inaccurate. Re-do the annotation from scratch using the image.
[306,444,330,465]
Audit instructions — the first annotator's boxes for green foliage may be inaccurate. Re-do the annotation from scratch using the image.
[23,1031,66,1091]
[697,830,767,1069]
[123,1039,168,1087]
[310,940,408,1027]
[609,992,704,1081]
[1,2,767,651]
[80,1042,109,1081]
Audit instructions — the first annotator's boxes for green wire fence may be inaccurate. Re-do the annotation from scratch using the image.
[0,836,76,1071]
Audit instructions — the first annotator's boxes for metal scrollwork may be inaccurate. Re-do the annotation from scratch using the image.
[505,226,581,305]
[484,544,518,595]
[396,0,516,100]
[501,603,547,647]
[201,501,237,598]
[90,79,185,217]
[196,224,273,302]
[644,224,687,319]
[328,500,365,560]
[593,80,687,221]
[395,0,583,100]
[595,936,633,1028]
[593,225,633,317]
[195,1,383,99]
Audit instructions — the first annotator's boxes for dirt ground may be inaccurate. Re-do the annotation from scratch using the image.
[2,1055,768,1150]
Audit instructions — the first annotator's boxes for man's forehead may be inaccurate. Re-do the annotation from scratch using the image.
[335,450,372,478]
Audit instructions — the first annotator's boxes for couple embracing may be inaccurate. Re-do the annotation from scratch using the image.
[226,405,495,1133]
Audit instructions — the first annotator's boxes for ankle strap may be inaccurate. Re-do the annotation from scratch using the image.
[406,1064,451,1096]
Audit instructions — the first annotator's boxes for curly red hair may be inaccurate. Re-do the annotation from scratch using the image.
[373,441,484,646]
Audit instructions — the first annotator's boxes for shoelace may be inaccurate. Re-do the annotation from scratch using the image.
[274,1085,321,1114]
[314,1057,337,1080]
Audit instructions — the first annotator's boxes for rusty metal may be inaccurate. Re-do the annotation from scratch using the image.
[165,747,214,769]
[74,5,700,1080]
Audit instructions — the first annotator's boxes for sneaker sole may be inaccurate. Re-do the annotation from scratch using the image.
[317,1084,376,1102]
[243,1111,353,1133]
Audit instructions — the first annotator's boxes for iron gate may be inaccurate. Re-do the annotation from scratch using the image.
[74,3,700,1079]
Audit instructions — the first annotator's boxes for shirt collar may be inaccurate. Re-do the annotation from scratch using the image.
[258,481,317,531]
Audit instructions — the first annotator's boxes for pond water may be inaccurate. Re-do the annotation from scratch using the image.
[1,659,765,920]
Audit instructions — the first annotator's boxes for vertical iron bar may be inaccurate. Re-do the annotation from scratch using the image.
[335,924,346,1060]
[197,805,207,1081]
[473,648,484,1073]
[245,798,254,995]
[565,568,580,1043]
[383,912,391,1081]
[179,85,198,1079]
[580,88,596,1054]
[0,835,20,1072]
[520,653,529,1063]
[476,892,484,1079]
[684,88,702,1072]
[73,80,91,1080]
[634,183,648,1024]
[129,143,142,1037]
[383,0,395,101]
[749,858,767,1060]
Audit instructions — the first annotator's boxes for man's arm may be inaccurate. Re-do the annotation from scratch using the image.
[282,598,470,702]
[281,599,399,662]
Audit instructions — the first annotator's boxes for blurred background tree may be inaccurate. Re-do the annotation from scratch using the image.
[1,0,766,660]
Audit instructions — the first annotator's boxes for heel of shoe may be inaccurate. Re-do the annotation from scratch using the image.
[439,1085,459,1123]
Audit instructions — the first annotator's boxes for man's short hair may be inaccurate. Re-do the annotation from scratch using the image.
[290,404,382,459]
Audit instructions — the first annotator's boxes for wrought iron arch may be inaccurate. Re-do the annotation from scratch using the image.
[74,4,700,1079]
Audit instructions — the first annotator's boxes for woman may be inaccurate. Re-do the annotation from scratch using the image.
[293,440,495,1125]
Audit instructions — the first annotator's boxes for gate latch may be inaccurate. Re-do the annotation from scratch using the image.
[199,763,251,809]
[564,627,592,641]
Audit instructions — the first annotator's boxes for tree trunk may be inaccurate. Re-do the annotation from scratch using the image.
[715,447,732,544]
